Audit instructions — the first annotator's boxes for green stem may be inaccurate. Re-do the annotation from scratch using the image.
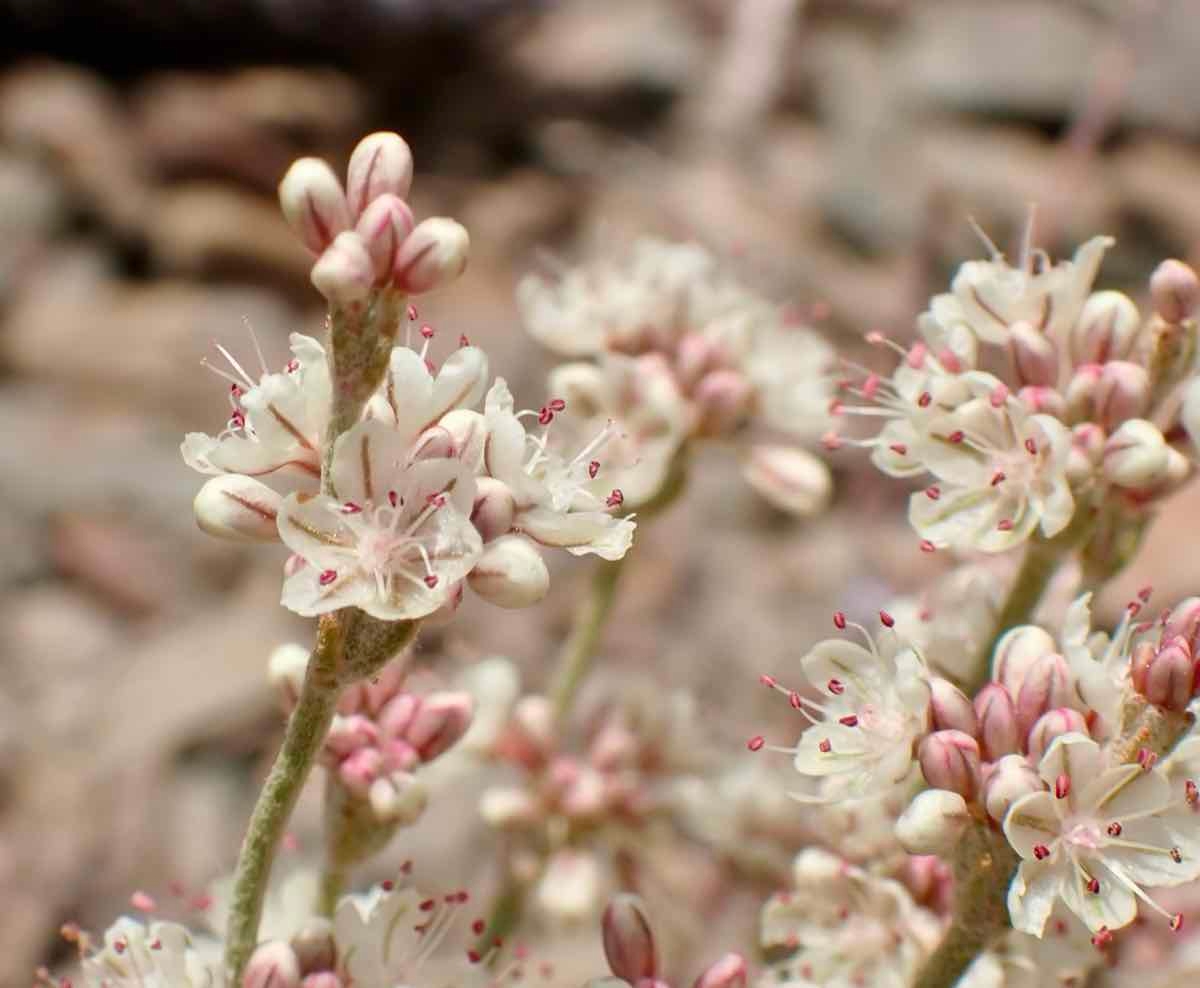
[224,616,344,982]
[549,556,626,725]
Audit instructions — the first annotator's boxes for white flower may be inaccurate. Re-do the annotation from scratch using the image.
[1004,733,1200,935]
[182,333,330,491]
[738,322,834,441]
[277,419,482,619]
[483,379,635,560]
[908,374,1074,552]
[784,623,931,800]
[1060,593,1139,742]
[81,917,224,988]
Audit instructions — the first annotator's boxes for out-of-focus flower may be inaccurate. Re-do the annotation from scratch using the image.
[77,917,225,988]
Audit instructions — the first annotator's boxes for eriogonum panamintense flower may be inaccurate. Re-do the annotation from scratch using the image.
[1003,733,1200,936]
[73,916,225,988]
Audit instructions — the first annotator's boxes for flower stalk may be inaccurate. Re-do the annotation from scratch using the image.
[549,556,626,726]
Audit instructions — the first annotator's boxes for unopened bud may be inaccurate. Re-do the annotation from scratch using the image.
[311,231,375,304]
[346,132,414,218]
[1016,653,1074,739]
[1072,290,1141,364]
[974,682,1019,760]
[602,894,657,982]
[1132,638,1195,712]
[338,745,384,795]
[742,445,832,516]
[1064,363,1102,423]
[536,849,599,921]
[479,786,540,827]
[243,941,301,988]
[895,788,970,855]
[301,973,340,988]
[268,643,310,708]
[992,625,1057,697]
[983,753,1043,824]
[290,919,336,975]
[326,714,378,758]
[694,369,754,436]
[392,217,469,294]
[930,677,978,735]
[918,730,981,800]
[439,409,488,472]
[1009,321,1058,388]
[368,771,427,824]
[193,475,281,542]
[1150,259,1199,324]
[1165,597,1200,652]
[404,692,474,761]
[1026,707,1088,762]
[354,194,415,281]
[470,477,516,542]
[676,333,723,389]
[468,535,550,609]
[1093,361,1150,430]
[693,954,748,988]
[1102,418,1169,489]
[510,695,555,762]
[1017,385,1066,418]
[278,158,351,255]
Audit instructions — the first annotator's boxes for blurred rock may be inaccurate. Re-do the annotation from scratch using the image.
[1114,138,1200,258]
[0,152,65,299]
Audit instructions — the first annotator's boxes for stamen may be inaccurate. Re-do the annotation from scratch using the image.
[747,736,766,752]
[319,569,338,586]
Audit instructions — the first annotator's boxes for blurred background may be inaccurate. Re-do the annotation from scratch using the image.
[4,0,1200,981]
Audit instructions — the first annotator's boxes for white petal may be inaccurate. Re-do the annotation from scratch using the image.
[1007,860,1061,936]
[517,507,635,560]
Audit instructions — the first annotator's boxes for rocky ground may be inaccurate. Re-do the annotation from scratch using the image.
[4,0,1200,982]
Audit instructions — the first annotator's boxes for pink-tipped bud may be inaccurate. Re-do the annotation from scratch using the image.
[510,695,555,762]
[1072,290,1141,364]
[693,954,748,988]
[1017,385,1066,418]
[354,194,415,281]
[930,677,978,735]
[278,157,351,255]
[1064,363,1102,424]
[290,919,336,975]
[676,333,724,389]
[311,231,375,304]
[895,788,970,855]
[469,477,517,543]
[325,714,378,758]
[918,730,981,801]
[1009,321,1058,388]
[346,132,414,219]
[1102,418,1169,489]
[375,692,420,739]
[1132,638,1195,712]
[468,535,550,609]
[368,771,428,824]
[974,682,1020,760]
[1164,597,1200,653]
[392,217,469,294]
[338,746,384,796]
[742,445,832,517]
[1093,361,1150,430]
[193,475,282,543]
[243,941,301,988]
[1026,707,1088,762]
[1016,653,1074,739]
[993,625,1057,697]
[602,894,657,982]
[983,753,1043,824]
[404,692,474,762]
[694,369,754,437]
[1150,259,1199,324]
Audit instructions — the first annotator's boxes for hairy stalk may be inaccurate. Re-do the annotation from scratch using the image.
[913,821,1019,988]
[549,556,626,725]
[225,615,344,982]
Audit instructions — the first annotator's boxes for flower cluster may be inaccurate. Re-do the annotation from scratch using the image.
[518,239,835,513]
[831,232,1200,557]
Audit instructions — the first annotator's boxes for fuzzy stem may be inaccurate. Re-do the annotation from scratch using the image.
[912,822,1019,988]
[549,556,626,725]
[224,615,344,982]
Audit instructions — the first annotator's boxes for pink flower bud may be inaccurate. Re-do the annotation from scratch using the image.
[326,715,378,758]
[300,973,340,988]
[588,720,638,772]
[561,766,608,818]
[1132,638,1195,712]
[1150,259,1199,324]
[392,217,469,294]
[1072,290,1140,364]
[742,445,832,516]
[918,730,981,800]
[1093,361,1150,430]
[602,894,657,982]
[506,695,555,766]
[368,771,427,823]
[1009,320,1058,388]
[1026,707,1088,762]
[311,231,375,304]
[974,682,1019,760]
[278,157,351,255]
[1016,653,1074,739]
[1102,418,1169,489]
[693,954,748,988]
[1165,598,1200,652]
[404,691,474,761]
[895,788,970,855]
[338,746,384,795]
[470,477,516,542]
[193,475,282,542]
[694,369,754,436]
[479,786,539,827]
[290,920,336,975]
[676,333,724,389]
[468,535,550,609]
[243,941,301,988]
[1064,363,1102,424]
[930,677,978,735]
[354,194,415,281]
[992,625,1057,697]
[983,753,1042,824]
[346,132,414,218]
[1016,385,1066,418]
[378,737,419,773]
[376,693,420,739]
